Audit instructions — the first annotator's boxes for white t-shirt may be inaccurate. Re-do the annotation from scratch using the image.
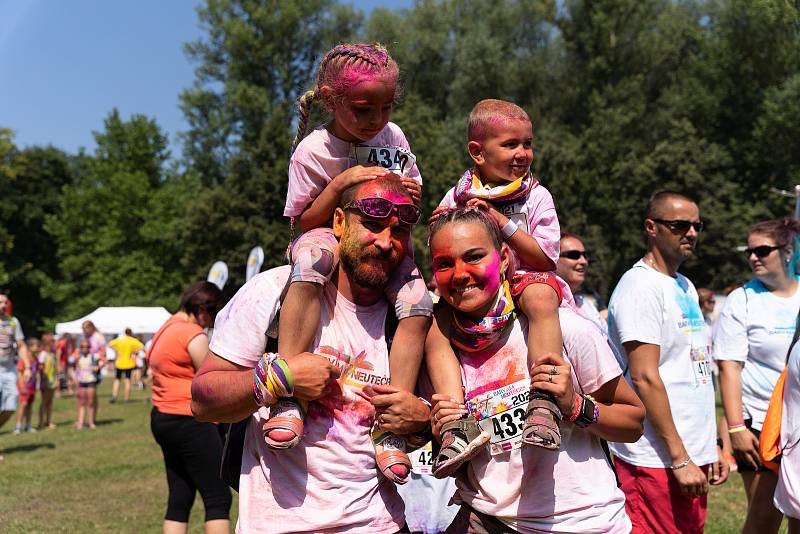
[712,279,800,430]
[437,183,560,267]
[454,309,630,533]
[575,293,605,332]
[209,266,405,534]
[607,260,717,468]
[775,339,800,518]
[285,122,422,218]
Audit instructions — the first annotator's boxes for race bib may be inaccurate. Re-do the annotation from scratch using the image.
[409,441,435,475]
[352,146,416,176]
[494,203,528,232]
[466,378,530,455]
[690,346,713,387]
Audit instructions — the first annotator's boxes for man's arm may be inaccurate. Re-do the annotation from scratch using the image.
[191,351,341,423]
[624,341,710,496]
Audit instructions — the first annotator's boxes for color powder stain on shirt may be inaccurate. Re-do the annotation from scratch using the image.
[462,345,525,399]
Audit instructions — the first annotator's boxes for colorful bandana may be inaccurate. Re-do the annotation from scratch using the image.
[453,167,537,206]
[451,280,517,352]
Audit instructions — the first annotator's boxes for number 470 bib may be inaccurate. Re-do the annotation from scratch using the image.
[466,378,530,455]
[352,146,416,177]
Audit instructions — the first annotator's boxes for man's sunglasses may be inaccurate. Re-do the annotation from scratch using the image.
[343,197,421,225]
[652,219,704,233]
[744,244,784,259]
[560,250,589,260]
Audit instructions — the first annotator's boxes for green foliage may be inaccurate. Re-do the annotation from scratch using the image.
[4,0,800,332]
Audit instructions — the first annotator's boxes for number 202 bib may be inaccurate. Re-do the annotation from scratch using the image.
[466,378,530,455]
[352,145,416,177]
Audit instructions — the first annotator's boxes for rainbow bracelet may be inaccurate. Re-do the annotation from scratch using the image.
[253,352,294,407]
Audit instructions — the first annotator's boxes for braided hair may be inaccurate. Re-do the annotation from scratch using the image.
[291,43,398,154]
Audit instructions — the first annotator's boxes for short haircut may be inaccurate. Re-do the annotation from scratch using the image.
[645,191,697,220]
[124,328,133,336]
[468,99,531,142]
[560,231,582,243]
[338,175,411,209]
[180,281,223,320]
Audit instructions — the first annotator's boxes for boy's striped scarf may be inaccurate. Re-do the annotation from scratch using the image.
[453,167,537,206]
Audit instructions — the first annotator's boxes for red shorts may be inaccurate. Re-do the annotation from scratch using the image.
[615,457,708,534]
[509,271,562,303]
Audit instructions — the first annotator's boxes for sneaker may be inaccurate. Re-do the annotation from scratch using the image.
[433,415,490,479]
[109,397,117,404]
[27,427,37,433]
[12,428,21,435]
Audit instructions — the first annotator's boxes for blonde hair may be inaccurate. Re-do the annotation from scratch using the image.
[468,99,531,142]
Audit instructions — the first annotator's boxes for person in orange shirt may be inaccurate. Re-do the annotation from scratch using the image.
[108,328,143,403]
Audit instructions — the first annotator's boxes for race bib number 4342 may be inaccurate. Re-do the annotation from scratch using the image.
[466,378,530,455]
[352,146,416,176]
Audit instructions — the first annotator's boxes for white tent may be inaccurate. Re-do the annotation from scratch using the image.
[55,306,172,336]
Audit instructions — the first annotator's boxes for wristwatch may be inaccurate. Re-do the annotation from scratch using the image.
[572,394,598,428]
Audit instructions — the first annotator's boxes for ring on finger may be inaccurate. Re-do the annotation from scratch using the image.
[550,366,558,375]
[548,374,553,383]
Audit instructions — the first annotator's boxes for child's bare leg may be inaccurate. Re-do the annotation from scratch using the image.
[375,315,430,482]
[517,282,563,450]
[426,309,489,478]
[265,228,338,448]
[87,390,96,427]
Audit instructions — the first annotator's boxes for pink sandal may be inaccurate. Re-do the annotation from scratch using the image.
[262,399,305,449]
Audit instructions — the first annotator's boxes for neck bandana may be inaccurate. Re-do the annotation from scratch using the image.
[451,280,517,352]
[453,167,537,206]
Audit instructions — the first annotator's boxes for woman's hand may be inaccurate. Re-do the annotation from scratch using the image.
[730,428,761,470]
[529,353,577,416]
[430,393,467,439]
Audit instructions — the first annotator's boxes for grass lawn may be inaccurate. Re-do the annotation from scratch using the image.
[0,380,788,533]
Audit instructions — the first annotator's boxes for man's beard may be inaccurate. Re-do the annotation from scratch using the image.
[339,234,399,290]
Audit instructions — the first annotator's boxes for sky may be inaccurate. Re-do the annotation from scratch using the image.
[0,0,411,158]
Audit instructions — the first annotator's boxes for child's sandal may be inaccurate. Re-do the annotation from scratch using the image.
[432,415,489,479]
[262,398,305,449]
[521,396,561,450]
[372,426,411,485]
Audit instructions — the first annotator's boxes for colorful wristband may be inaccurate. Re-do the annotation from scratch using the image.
[501,219,519,239]
[567,393,583,422]
[728,426,748,434]
[252,352,294,407]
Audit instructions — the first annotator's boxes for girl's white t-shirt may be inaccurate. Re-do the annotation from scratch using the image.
[775,339,800,518]
[607,260,717,468]
[712,279,800,431]
[285,122,422,218]
[454,309,630,534]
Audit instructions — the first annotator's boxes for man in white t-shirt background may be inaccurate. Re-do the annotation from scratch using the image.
[191,176,430,533]
[607,191,729,533]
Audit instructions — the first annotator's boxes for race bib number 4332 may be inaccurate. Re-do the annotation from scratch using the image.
[352,146,416,176]
[466,378,530,455]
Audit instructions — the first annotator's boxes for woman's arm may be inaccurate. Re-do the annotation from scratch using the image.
[717,359,760,469]
[187,334,209,371]
[587,375,645,443]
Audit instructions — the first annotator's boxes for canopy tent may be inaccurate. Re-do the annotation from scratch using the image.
[55,307,172,336]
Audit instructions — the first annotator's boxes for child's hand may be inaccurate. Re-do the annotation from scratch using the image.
[464,198,508,226]
[400,178,422,206]
[333,164,389,193]
[428,206,450,225]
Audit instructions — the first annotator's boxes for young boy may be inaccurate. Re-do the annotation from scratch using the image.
[427,99,572,477]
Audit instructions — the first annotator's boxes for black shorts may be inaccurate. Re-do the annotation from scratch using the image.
[115,368,133,379]
[738,419,780,473]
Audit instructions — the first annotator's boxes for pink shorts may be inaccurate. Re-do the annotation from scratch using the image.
[615,457,708,534]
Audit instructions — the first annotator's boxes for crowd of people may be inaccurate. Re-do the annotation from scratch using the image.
[0,314,151,438]
[3,41,800,534]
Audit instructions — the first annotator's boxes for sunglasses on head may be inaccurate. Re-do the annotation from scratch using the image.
[652,219,704,233]
[744,244,784,259]
[343,197,420,225]
[559,250,589,260]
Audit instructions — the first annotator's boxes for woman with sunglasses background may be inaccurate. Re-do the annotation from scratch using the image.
[713,217,800,533]
[556,232,608,331]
